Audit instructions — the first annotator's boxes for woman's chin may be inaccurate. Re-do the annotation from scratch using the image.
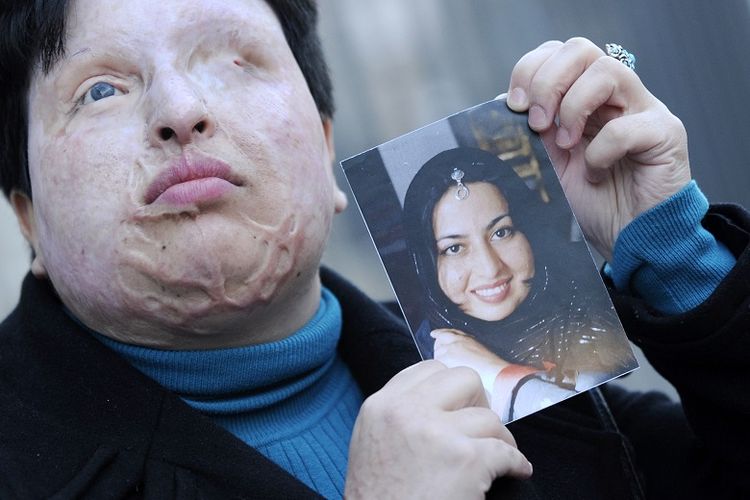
[465,309,514,322]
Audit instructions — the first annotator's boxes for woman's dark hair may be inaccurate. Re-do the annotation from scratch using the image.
[0,0,333,199]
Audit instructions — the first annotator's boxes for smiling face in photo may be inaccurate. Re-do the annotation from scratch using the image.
[433,182,535,322]
[22,0,346,347]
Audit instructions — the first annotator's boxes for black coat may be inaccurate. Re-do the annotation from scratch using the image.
[1,204,748,499]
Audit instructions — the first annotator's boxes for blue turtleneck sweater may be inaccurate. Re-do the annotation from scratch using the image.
[95,288,362,499]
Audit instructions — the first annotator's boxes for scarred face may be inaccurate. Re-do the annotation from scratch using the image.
[433,182,535,322]
[20,0,347,348]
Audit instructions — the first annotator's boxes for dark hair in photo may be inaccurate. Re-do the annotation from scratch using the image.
[0,0,334,199]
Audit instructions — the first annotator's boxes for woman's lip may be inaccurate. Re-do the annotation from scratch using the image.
[471,278,512,303]
[153,177,236,206]
[144,156,242,205]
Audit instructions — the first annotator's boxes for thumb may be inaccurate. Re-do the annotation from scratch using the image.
[481,439,534,481]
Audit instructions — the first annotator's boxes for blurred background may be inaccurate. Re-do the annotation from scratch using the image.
[3,0,750,399]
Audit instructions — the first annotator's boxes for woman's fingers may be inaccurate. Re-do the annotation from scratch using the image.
[504,36,692,259]
[420,366,491,411]
[347,361,530,498]
[479,438,534,480]
[508,37,655,146]
[508,38,602,125]
[556,55,653,149]
[524,37,605,131]
[383,359,447,392]
[379,363,491,414]
[584,108,687,183]
[448,406,515,444]
[507,40,563,111]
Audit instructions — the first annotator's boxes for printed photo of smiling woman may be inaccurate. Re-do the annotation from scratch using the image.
[403,147,637,421]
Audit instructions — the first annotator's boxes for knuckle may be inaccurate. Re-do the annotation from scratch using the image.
[359,393,385,417]
[423,421,450,446]
[586,57,627,91]
[495,438,519,462]
[600,120,626,142]
[663,112,687,137]
[450,365,483,388]
[422,358,447,371]
[484,414,505,437]
[559,100,589,129]
[565,36,599,52]
[538,39,564,50]
[651,112,687,152]
[418,359,445,370]
[470,407,505,437]
[590,54,622,75]
[529,77,561,102]
[590,55,638,86]
[361,392,405,422]
[401,359,444,379]
[450,439,479,467]
[513,41,562,79]
[565,36,588,46]
[511,53,536,78]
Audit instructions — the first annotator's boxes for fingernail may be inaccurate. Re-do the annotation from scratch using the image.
[508,87,527,108]
[556,127,571,148]
[528,105,547,130]
[526,460,534,476]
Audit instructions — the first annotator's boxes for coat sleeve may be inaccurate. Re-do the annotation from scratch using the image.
[603,204,750,497]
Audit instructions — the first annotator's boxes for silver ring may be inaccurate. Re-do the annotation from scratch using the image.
[605,43,636,70]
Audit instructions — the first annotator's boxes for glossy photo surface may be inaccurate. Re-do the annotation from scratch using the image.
[342,98,638,422]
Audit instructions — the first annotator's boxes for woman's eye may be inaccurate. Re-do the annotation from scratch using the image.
[442,244,463,256]
[492,227,514,240]
[80,82,121,105]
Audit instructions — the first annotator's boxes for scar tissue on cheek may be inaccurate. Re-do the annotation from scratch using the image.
[113,208,301,325]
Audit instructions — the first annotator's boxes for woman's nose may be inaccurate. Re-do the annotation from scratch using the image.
[147,74,216,146]
[472,240,507,278]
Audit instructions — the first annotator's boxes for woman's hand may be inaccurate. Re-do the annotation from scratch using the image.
[345,360,532,499]
[431,328,510,392]
[506,37,691,260]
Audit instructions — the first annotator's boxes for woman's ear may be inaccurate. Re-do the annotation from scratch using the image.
[322,118,348,213]
[10,190,47,278]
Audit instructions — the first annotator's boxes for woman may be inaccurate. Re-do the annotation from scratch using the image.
[403,147,636,420]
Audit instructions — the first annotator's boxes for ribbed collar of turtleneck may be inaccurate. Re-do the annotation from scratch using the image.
[91,287,342,416]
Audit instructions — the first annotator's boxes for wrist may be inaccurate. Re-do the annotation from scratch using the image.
[606,181,736,314]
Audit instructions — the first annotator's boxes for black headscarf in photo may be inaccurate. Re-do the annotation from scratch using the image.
[403,147,631,381]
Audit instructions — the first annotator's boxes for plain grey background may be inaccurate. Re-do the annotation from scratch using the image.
[4,0,750,400]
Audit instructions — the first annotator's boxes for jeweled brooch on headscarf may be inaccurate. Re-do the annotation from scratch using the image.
[451,168,469,200]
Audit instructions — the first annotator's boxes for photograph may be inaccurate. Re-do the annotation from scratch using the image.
[342,98,638,422]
